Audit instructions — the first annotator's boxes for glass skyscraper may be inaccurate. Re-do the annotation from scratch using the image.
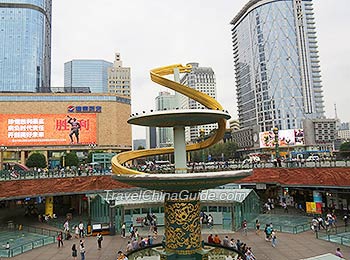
[0,0,52,92]
[231,0,325,132]
[64,60,113,93]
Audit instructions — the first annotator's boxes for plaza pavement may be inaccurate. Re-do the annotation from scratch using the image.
[7,225,350,260]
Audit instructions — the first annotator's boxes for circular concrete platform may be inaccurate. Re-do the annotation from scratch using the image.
[128,109,231,127]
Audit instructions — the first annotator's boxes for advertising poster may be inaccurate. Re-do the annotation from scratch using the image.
[306,202,322,214]
[0,114,97,146]
[259,129,305,148]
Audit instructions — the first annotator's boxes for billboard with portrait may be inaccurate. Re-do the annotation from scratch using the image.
[0,114,97,146]
[259,129,304,148]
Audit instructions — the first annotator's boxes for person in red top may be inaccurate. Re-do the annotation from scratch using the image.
[207,234,214,244]
[213,234,221,244]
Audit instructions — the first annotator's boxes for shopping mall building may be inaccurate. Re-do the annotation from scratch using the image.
[0,93,131,168]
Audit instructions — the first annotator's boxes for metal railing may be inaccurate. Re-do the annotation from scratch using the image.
[0,169,111,181]
[0,224,60,258]
[248,222,310,234]
[0,159,349,181]
[315,224,350,246]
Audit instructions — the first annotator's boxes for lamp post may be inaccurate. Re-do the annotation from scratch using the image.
[89,143,97,164]
[272,127,280,159]
[199,128,205,163]
[0,146,7,170]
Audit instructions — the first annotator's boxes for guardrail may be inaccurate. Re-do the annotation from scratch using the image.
[248,222,310,234]
[0,224,60,258]
[315,225,350,246]
[0,160,349,181]
[0,169,111,181]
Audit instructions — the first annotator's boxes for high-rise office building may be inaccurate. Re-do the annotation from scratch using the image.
[180,62,217,142]
[155,91,176,148]
[64,60,112,93]
[0,0,52,92]
[108,52,131,97]
[231,0,325,132]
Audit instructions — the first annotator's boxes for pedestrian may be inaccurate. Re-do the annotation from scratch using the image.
[271,230,277,247]
[97,232,103,249]
[71,244,77,260]
[255,219,260,235]
[74,225,79,239]
[129,224,134,238]
[121,222,126,238]
[64,220,70,239]
[282,201,288,213]
[80,243,85,260]
[78,221,84,238]
[207,214,213,229]
[264,224,272,241]
[242,219,248,236]
[335,247,344,258]
[57,231,63,247]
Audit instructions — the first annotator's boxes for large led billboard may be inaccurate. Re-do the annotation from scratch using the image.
[0,114,97,146]
[259,129,304,148]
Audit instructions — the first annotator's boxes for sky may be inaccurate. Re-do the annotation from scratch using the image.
[51,0,350,140]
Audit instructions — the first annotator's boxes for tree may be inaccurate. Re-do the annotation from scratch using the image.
[26,152,47,168]
[137,145,145,150]
[339,142,350,159]
[61,152,79,167]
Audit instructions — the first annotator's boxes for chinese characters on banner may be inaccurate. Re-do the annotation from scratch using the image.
[0,114,97,146]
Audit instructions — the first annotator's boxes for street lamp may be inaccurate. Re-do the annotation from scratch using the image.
[199,128,205,163]
[272,127,280,159]
[0,146,7,170]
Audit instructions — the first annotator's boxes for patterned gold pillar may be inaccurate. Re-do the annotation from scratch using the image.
[164,191,201,255]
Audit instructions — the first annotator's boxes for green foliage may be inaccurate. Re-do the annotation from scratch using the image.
[137,145,145,150]
[339,142,350,159]
[26,152,47,168]
[190,141,238,162]
[61,152,79,167]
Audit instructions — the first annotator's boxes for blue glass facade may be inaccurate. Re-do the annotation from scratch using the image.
[231,0,325,132]
[64,60,113,93]
[0,0,52,92]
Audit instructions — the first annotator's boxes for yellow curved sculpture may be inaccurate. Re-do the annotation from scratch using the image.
[111,64,227,175]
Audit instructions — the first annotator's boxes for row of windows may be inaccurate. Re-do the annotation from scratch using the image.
[0,95,131,104]
[108,81,129,84]
[108,85,130,89]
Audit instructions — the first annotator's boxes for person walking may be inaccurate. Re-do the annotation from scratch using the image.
[271,230,277,247]
[71,244,77,260]
[97,233,103,249]
[255,219,260,235]
[57,232,64,247]
[80,242,85,260]
[78,221,84,238]
[121,222,126,238]
[242,219,248,236]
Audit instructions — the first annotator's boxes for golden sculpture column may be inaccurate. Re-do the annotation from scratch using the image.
[164,192,201,255]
